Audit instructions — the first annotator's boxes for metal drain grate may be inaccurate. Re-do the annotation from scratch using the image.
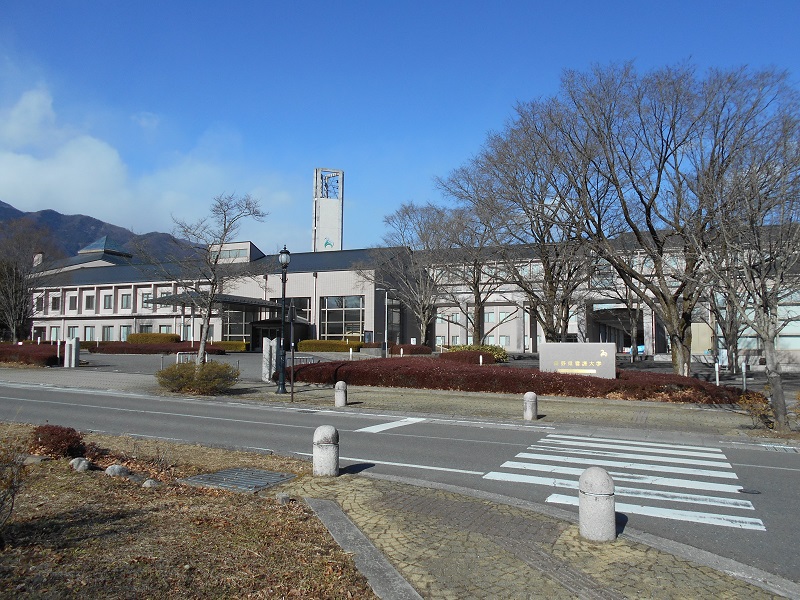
[761,444,799,453]
[181,468,295,493]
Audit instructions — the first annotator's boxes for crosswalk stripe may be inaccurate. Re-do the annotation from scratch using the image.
[355,417,426,433]
[547,434,723,454]
[484,471,754,509]
[545,494,766,531]
[540,438,728,460]
[515,451,738,479]
[527,444,732,468]
[498,460,745,493]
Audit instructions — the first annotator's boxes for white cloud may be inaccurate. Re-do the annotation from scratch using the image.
[0,86,311,249]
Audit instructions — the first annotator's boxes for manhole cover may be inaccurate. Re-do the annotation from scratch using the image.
[180,468,294,493]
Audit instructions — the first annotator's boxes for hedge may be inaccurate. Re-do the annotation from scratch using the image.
[297,339,364,352]
[448,344,508,362]
[389,344,432,355]
[87,342,225,355]
[288,357,747,404]
[127,333,181,344]
[439,350,495,365]
[0,343,62,367]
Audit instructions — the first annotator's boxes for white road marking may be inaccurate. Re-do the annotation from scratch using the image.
[528,444,732,468]
[515,451,738,479]
[545,494,766,531]
[540,438,728,460]
[495,461,747,494]
[355,417,426,433]
[484,471,754,509]
[548,434,723,453]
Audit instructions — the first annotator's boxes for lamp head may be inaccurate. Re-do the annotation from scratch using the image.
[278,246,291,268]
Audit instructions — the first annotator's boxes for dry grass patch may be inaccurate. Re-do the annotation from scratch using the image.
[0,424,376,599]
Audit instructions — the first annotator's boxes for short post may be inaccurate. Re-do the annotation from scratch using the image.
[714,362,720,386]
[741,360,747,392]
[349,348,353,361]
[579,467,616,542]
[334,381,348,407]
[523,391,538,421]
[479,354,483,366]
[313,425,339,477]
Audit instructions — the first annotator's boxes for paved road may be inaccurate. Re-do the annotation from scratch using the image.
[0,376,798,583]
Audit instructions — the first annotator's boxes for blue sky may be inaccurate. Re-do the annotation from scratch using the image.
[2,1,799,254]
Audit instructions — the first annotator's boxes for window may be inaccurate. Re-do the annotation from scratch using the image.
[139,324,153,333]
[120,325,131,342]
[51,296,61,311]
[50,326,60,341]
[103,294,113,309]
[142,293,153,308]
[319,295,365,340]
[35,297,43,312]
[182,324,192,340]
[85,295,95,311]
[485,335,495,345]
[102,326,114,341]
[499,335,511,347]
[269,297,312,323]
[69,296,77,311]
[84,326,95,341]
[499,311,510,322]
[484,311,496,323]
[121,294,131,309]
[67,326,78,339]
[452,313,460,323]
[435,335,446,346]
[160,291,172,311]
[159,325,172,334]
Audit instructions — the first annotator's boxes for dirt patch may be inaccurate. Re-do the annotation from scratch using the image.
[0,424,376,599]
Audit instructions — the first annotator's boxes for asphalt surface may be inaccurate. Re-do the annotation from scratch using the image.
[1,350,799,599]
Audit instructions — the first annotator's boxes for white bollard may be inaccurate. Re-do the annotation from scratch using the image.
[579,467,616,542]
[715,362,720,386]
[523,392,538,421]
[349,348,353,361]
[312,425,339,477]
[400,347,404,357]
[479,354,483,366]
[334,381,348,407]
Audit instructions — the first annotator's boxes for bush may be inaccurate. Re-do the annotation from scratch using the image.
[0,343,62,367]
[127,333,182,344]
[29,424,86,458]
[738,392,774,429]
[439,350,495,365]
[156,361,240,395]
[389,344,432,355]
[212,341,248,352]
[0,436,26,545]
[448,344,508,362]
[289,357,746,404]
[87,342,225,355]
[297,340,364,352]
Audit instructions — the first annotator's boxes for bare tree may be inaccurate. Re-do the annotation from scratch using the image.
[167,194,266,365]
[0,220,62,342]
[688,88,800,431]
[359,202,448,346]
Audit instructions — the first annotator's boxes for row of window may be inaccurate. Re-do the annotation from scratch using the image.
[35,291,173,314]
[42,324,214,343]
[434,335,512,347]
[436,310,513,324]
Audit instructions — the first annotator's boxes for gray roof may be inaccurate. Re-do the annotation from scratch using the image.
[255,248,381,274]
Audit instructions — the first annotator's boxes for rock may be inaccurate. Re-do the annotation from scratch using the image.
[275,493,292,505]
[69,457,91,472]
[23,455,49,465]
[142,479,162,488]
[105,464,131,477]
[126,473,145,484]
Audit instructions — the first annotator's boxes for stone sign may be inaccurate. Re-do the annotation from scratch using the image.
[539,343,617,379]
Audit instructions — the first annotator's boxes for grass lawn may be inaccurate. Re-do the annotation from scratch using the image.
[0,424,376,599]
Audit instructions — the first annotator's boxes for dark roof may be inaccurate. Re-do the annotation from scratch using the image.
[255,248,382,274]
[152,291,281,309]
[77,236,132,257]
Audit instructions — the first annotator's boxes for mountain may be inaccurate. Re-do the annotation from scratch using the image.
[0,200,189,259]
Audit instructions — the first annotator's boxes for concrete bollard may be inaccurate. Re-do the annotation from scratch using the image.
[523,392,538,421]
[334,381,348,407]
[313,425,339,477]
[579,467,616,542]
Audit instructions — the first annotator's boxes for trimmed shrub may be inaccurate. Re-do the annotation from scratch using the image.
[0,343,62,367]
[439,350,495,365]
[29,425,86,458]
[389,344,432,355]
[87,342,225,355]
[127,333,182,344]
[448,344,508,362]
[297,339,364,352]
[212,341,248,352]
[290,357,747,404]
[156,361,240,395]
[0,435,27,543]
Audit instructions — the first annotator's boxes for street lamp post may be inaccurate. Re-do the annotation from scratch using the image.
[276,246,291,394]
[376,287,395,356]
